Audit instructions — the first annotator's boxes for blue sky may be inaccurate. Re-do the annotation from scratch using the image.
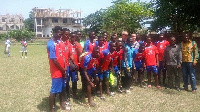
[0,0,150,19]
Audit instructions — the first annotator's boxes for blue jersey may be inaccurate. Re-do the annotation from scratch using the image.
[122,45,137,68]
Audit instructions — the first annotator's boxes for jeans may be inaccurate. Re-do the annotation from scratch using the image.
[166,65,180,88]
[182,62,197,90]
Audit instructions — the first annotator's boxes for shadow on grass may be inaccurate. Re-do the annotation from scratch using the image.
[71,89,87,106]
[37,97,59,112]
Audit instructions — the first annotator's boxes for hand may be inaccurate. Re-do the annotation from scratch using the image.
[157,62,159,67]
[177,64,181,69]
[127,67,130,72]
[193,62,197,67]
[89,81,96,88]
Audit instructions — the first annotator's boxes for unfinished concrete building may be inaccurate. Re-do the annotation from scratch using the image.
[33,7,82,37]
[0,14,24,33]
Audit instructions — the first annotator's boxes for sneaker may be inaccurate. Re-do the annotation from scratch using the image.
[25,56,27,58]
[125,89,131,94]
[110,92,115,96]
[192,90,197,94]
[22,56,24,58]
[176,88,181,92]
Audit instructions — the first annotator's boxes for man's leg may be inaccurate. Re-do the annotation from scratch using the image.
[166,65,173,88]
[162,68,167,86]
[182,63,189,90]
[188,63,197,91]
[175,67,181,91]
[49,93,56,112]
[72,71,78,98]
[147,71,151,87]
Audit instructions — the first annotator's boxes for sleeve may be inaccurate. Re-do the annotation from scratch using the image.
[154,46,159,54]
[102,50,108,57]
[166,41,170,46]
[49,44,57,59]
[84,41,89,52]
[177,45,182,65]
[83,56,90,68]
[193,41,199,63]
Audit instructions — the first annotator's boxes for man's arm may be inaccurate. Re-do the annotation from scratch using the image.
[52,59,65,76]
[123,47,128,68]
[193,41,199,65]
[177,45,182,68]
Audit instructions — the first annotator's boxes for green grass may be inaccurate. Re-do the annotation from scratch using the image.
[0,44,200,112]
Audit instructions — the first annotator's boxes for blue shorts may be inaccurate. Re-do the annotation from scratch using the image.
[50,78,65,94]
[87,67,98,77]
[114,66,119,75]
[66,66,69,78]
[146,66,158,74]
[68,71,78,82]
[98,70,110,80]
[135,61,142,71]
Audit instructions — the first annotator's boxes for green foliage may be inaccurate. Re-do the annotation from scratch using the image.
[24,11,34,32]
[0,29,35,41]
[83,0,153,35]
[151,0,200,32]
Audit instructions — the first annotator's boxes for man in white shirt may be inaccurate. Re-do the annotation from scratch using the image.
[5,38,11,57]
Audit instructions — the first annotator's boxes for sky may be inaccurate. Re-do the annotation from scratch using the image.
[0,0,150,19]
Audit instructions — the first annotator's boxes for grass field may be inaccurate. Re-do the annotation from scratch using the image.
[0,44,200,112]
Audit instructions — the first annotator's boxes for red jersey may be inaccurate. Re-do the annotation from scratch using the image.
[47,39,65,78]
[155,40,169,61]
[142,45,158,66]
[81,53,99,69]
[113,49,123,66]
[69,43,79,68]
[134,52,143,62]
[59,41,71,66]
[101,49,116,70]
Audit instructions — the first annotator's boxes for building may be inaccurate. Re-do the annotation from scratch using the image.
[33,7,82,37]
[0,14,24,33]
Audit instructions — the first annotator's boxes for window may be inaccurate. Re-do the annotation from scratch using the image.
[63,18,67,23]
[52,18,58,23]
[2,17,6,22]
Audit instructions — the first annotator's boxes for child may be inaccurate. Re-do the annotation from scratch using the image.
[134,43,145,87]
[142,37,161,89]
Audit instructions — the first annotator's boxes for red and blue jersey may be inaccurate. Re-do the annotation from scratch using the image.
[59,40,71,66]
[134,51,143,62]
[101,49,116,70]
[113,49,123,66]
[47,39,64,78]
[69,43,79,67]
[142,45,158,66]
[155,40,169,61]
[82,53,98,70]
[84,40,95,53]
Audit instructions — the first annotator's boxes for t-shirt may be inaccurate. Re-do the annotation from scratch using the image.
[142,45,158,66]
[122,45,137,68]
[101,49,116,70]
[59,40,71,66]
[69,43,79,67]
[155,40,169,61]
[47,39,64,78]
[84,39,95,53]
[134,51,143,62]
[113,49,123,66]
[82,53,98,69]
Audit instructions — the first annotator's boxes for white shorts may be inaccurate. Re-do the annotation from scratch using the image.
[22,46,27,52]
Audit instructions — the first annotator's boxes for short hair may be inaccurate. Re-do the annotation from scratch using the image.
[52,26,62,33]
[127,36,132,42]
[170,36,176,39]
[63,28,70,32]
[70,32,76,37]
[92,46,100,52]
[89,31,95,36]
[98,36,104,40]
[122,31,128,35]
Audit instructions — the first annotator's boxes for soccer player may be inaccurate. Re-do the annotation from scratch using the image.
[47,26,66,112]
[84,31,96,52]
[113,40,123,92]
[76,31,84,49]
[82,46,100,106]
[155,34,169,86]
[103,32,108,47]
[21,38,28,58]
[122,31,128,46]
[142,37,161,89]
[5,38,11,57]
[180,34,199,93]
[99,42,116,98]
[122,37,137,93]
[134,43,145,87]
[163,36,182,91]
[67,32,81,99]
[107,33,117,48]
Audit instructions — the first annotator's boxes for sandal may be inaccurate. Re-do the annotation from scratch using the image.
[89,102,96,107]
[156,86,162,89]
[147,85,152,88]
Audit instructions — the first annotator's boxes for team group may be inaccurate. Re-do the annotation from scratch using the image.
[47,26,199,111]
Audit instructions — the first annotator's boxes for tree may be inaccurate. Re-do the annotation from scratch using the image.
[150,0,200,32]
[8,29,35,41]
[24,11,34,32]
[83,0,153,35]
